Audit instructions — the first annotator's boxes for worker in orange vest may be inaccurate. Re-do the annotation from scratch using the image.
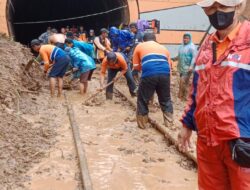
[178,0,250,189]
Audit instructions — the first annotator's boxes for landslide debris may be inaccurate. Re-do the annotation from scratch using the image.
[0,35,54,190]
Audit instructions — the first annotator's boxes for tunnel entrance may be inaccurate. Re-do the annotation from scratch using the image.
[7,0,129,44]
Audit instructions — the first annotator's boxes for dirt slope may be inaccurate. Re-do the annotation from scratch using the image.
[0,36,56,190]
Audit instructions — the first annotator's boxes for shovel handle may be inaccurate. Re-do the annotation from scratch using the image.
[84,81,114,102]
[65,69,79,77]
[84,69,134,103]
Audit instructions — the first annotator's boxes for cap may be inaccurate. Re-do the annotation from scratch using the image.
[107,52,117,62]
[197,0,245,7]
[100,28,109,34]
[30,39,41,47]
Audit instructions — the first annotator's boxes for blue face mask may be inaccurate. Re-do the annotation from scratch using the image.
[208,11,235,30]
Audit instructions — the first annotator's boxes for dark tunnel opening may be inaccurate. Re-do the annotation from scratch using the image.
[7,0,130,45]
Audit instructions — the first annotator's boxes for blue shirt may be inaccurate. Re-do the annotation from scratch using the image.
[73,40,94,58]
[67,47,96,74]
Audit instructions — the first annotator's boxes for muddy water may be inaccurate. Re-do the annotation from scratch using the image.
[23,72,197,190]
[67,78,198,190]
[23,96,80,190]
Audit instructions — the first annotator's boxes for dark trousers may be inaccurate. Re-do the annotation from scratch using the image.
[137,75,173,115]
[106,67,137,95]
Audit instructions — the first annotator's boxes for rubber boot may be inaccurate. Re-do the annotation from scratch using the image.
[136,115,150,129]
[163,112,174,128]
[106,92,113,100]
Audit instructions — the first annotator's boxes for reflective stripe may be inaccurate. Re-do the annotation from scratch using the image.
[195,64,206,71]
[221,61,250,71]
[142,53,167,60]
[50,47,59,61]
[142,59,167,66]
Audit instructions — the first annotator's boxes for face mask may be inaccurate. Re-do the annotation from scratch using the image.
[208,11,235,30]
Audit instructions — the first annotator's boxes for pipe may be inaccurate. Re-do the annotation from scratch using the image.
[64,93,93,190]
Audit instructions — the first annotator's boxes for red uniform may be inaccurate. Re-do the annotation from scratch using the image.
[182,21,250,189]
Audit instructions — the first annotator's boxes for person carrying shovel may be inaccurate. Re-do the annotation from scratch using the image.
[100,52,137,100]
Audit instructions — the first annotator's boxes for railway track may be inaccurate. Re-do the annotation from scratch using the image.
[114,86,197,164]
[63,77,197,190]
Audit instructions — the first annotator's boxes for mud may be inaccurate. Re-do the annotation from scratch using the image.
[0,37,79,190]
[23,97,80,190]
[0,36,197,189]
[116,71,198,160]
[66,74,197,190]
[0,37,43,109]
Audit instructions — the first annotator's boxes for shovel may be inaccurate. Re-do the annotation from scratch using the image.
[84,69,134,103]
[84,73,124,103]
[84,80,116,103]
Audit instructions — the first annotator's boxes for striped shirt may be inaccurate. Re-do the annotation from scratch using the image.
[133,41,171,78]
[39,44,66,71]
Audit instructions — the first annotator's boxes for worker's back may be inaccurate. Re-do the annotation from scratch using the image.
[49,34,66,44]
[73,40,94,58]
[133,41,171,78]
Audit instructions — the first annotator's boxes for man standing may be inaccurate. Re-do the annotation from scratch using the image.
[88,29,95,44]
[38,27,51,44]
[78,26,87,42]
[60,27,66,36]
[129,22,144,83]
[100,52,137,100]
[94,28,112,63]
[178,0,250,189]
[133,33,173,129]
[172,33,197,101]
[129,22,144,49]
[30,39,70,97]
